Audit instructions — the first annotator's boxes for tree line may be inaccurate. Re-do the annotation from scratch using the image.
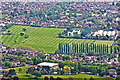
[58,43,118,56]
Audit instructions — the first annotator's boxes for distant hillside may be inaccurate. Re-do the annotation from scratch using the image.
[2,25,114,53]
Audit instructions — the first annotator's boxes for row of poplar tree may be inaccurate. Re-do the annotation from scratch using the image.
[58,43,118,55]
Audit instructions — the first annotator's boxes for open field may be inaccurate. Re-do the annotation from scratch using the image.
[0,14,8,18]
[8,66,105,80]
[40,74,113,80]
[12,74,34,80]
[41,74,102,79]
[6,66,27,73]
[94,40,114,45]
[12,74,113,80]
[2,25,114,53]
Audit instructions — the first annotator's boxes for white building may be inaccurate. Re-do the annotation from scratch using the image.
[116,17,119,22]
[93,30,116,37]
[37,62,59,69]
[107,31,112,37]
[111,31,116,37]
[67,29,80,36]
[93,32,98,36]
[0,23,5,26]
[98,30,103,36]
[103,31,107,36]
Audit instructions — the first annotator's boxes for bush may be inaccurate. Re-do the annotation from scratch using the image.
[56,77,63,80]
[21,62,26,66]
[5,61,12,68]
[50,76,54,80]
[8,69,16,75]
[18,68,22,73]
[23,28,27,31]
[115,76,120,80]
[33,71,41,77]
[89,77,94,80]
[20,32,24,36]
[44,76,49,80]
[13,76,19,80]
[24,34,29,38]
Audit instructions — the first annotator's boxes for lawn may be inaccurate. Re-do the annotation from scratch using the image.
[2,25,114,53]
[41,74,101,78]
[94,40,114,46]
[0,14,8,18]
[12,74,34,80]
[12,74,113,80]
[6,66,28,73]
[40,74,113,80]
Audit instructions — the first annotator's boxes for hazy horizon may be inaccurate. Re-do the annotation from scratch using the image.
[0,0,119,2]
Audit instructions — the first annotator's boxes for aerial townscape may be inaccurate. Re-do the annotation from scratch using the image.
[0,1,120,80]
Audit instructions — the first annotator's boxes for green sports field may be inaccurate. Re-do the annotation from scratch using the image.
[41,74,101,79]
[12,74,113,80]
[6,66,27,73]
[2,25,114,53]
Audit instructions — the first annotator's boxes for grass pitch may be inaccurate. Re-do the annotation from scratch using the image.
[2,25,113,53]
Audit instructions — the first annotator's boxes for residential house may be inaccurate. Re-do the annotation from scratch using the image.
[67,29,80,36]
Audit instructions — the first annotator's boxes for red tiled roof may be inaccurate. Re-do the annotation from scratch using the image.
[51,65,58,69]
[32,65,37,67]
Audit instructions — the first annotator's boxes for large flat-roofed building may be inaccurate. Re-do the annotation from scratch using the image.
[37,62,59,69]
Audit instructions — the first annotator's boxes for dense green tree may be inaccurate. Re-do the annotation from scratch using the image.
[63,55,70,60]
[24,34,29,38]
[73,62,79,74]
[79,44,81,53]
[44,76,49,80]
[20,32,24,36]
[19,68,22,73]
[31,57,37,65]
[116,67,120,75]
[59,43,112,58]
[56,68,61,75]
[23,28,27,31]
[34,71,41,77]
[63,65,71,75]
[5,61,12,68]
[90,67,97,75]
[21,62,26,66]
[28,67,35,75]
[115,76,120,80]
[110,46,113,54]
[13,76,19,80]
[59,61,64,68]
[106,45,109,53]
[59,43,62,53]
[50,76,54,80]
[8,69,16,75]
[89,77,94,80]
[38,53,45,60]
[78,62,82,73]
[114,46,117,54]
[21,57,27,62]
[84,78,87,80]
